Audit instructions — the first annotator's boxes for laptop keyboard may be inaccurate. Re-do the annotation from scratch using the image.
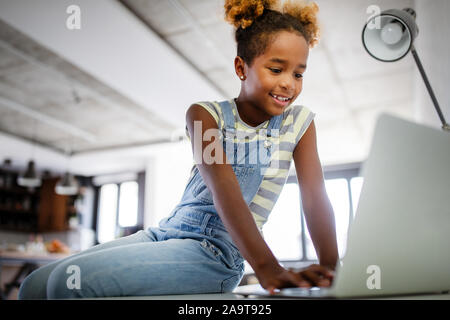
[280,286,331,297]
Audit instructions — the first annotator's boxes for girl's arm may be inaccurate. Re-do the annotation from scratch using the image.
[186,105,332,291]
[293,120,339,270]
[186,105,280,271]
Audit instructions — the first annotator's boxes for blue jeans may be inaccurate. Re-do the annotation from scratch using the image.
[18,210,245,299]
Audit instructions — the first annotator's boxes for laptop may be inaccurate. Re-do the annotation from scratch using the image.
[234,113,450,299]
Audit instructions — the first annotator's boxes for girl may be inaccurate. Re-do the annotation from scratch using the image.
[18,0,338,299]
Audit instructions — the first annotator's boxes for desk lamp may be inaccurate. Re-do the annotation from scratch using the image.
[362,8,450,132]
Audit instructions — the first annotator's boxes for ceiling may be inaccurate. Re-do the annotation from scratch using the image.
[0,17,176,154]
[0,0,419,175]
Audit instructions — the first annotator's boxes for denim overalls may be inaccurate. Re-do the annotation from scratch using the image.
[18,99,283,299]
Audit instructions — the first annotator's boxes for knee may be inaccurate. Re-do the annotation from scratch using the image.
[46,262,85,299]
[18,268,47,300]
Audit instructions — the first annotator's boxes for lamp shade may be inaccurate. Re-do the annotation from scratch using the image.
[55,172,79,195]
[362,8,418,62]
[17,160,42,188]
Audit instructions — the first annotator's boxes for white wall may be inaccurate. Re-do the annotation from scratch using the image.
[414,0,450,128]
[0,131,68,173]
[0,130,185,176]
[143,141,193,229]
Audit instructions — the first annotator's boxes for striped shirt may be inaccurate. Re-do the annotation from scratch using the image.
[186,98,315,229]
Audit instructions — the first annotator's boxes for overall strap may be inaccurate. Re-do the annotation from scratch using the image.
[265,113,283,138]
[218,99,236,131]
[217,99,236,164]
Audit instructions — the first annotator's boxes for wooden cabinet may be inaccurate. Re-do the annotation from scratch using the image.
[37,178,70,232]
[0,169,72,232]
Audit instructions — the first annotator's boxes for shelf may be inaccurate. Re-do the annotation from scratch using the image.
[0,224,38,233]
[0,187,40,196]
[0,176,69,233]
[0,209,36,215]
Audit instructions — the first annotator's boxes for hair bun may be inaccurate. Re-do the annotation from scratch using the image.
[282,0,320,47]
[224,0,278,29]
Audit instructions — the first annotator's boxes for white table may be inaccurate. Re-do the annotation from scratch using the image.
[0,250,71,299]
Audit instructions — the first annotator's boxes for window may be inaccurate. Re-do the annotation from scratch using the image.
[305,178,350,259]
[263,183,302,261]
[261,163,364,264]
[118,181,138,227]
[96,180,141,244]
[305,164,364,260]
[97,184,118,244]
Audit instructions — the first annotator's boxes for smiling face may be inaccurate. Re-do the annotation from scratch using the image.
[235,30,309,126]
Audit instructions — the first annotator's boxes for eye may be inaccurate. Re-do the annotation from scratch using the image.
[269,68,281,73]
[295,73,303,79]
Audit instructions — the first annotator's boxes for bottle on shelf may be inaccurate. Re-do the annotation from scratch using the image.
[2,159,14,189]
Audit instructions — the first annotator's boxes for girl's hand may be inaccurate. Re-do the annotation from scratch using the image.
[255,263,335,295]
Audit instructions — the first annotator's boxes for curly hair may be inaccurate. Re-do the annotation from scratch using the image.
[224,0,320,67]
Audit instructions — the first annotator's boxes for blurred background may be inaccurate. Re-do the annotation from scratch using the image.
[0,0,448,299]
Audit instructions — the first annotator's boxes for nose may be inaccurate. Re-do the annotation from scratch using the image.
[278,74,296,95]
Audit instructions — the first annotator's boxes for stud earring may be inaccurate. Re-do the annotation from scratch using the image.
[240,75,245,80]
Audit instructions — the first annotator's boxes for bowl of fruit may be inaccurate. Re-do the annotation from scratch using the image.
[45,239,71,254]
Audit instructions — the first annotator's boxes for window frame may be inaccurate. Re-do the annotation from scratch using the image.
[282,161,362,263]
[93,171,145,245]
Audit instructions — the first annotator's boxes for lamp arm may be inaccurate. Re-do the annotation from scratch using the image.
[410,45,450,131]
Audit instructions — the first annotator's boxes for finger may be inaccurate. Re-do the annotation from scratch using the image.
[317,277,331,287]
[307,265,335,280]
[300,270,323,286]
[287,272,311,288]
[267,286,275,295]
[279,270,307,288]
[302,270,333,287]
[303,269,332,287]
[297,278,312,288]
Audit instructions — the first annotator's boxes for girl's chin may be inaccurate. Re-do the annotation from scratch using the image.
[269,104,287,115]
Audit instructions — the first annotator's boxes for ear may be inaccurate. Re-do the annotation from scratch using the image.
[234,56,247,79]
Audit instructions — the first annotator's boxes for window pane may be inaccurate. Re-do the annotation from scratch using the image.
[351,177,364,218]
[305,178,349,259]
[118,181,138,227]
[262,183,302,261]
[97,184,118,244]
